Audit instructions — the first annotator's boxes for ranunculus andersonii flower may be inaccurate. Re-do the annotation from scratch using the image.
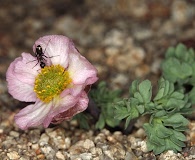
[6,35,98,130]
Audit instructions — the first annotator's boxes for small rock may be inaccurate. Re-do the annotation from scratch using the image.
[105,46,120,56]
[9,131,19,138]
[7,151,20,159]
[159,150,184,160]
[40,145,55,159]
[80,153,92,160]
[114,47,145,72]
[86,48,104,62]
[125,151,138,160]
[135,64,150,77]
[94,133,106,143]
[90,147,103,157]
[133,128,145,138]
[103,29,125,47]
[139,141,148,153]
[112,73,129,89]
[31,144,39,150]
[103,150,114,160]
[39,133,49,146]
[56,151,65,160]
[171,0,194,25]
[83,139,95,150]
[69,139,95,155]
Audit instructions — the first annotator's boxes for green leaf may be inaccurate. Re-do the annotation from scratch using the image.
[129,80,139,95]
[146,140,155,151]
[165,138,183,152]
[154,78,174,101]
[154,110,166,117]
[95,114,105,129]
[165,46,175,58]
[136,105,145,114]
[124,116,133,129]
[156,124,173,138]
[175,43,187,59]
[188,87,195,105]
[114,104,129,120]
[143,123,152,136]
[106,117,120,128]
[130,80,152,104]
[169,135,186,147]
[144,118,187,155]
[171,91,184,99]
[153,145,166,155]
[154,78,190,115]
[162,58,192,82]
[162,114,189,127]
[174,126,188,132]
[172,130,186,141]
[114,98,140,129]
[74,113,90,129]
[138,80,152,103]
[162,44,195,87]
[134,92,144,103]
[149,134,165,145]
[90,81,122,129]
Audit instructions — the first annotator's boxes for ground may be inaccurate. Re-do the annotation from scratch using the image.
[0,0,195,159]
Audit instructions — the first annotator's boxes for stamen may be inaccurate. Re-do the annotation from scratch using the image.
[34,65,72,103]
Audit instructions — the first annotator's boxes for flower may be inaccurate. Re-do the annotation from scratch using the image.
[6,35,98,130]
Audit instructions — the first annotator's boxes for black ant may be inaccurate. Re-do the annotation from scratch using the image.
[34,44,47,68]
[27,39,57,69]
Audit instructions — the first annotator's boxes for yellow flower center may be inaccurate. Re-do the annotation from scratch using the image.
[34,65,72,103]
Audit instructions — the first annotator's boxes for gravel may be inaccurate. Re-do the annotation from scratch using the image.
[0,0,195,159]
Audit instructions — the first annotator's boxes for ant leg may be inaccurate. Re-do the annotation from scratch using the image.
[43,39,51,54]
[32,61,39,69]
[42,54,59,59]
[26,59,37,64]
[48,55,60,58]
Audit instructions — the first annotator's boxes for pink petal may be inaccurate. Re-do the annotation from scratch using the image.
[14,53,40,84]
[60,84,83,97]
[33,35,74,68]
[43,94,79,127]
[51,91,89,124]
[68,52,98,85]
[6,54,37,102]
[14,100,52,130]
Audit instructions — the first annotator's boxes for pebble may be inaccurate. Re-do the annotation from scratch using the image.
[31,143,39,150]
[56,151,65,160]
[80,153,92,160]
[103,29,125,47]
[125,151,138,160]
[7,151,20,159]
[171,0,194,25]
[135,64,150,77]
[40,145,55,159]
[107,46,146,72]
[83,139,95,149]
[139,141,148,153]
[90,147,103,157]
[0,0,195,159]
[9,131,19,138]
[112,73,129,89]
[39,133,49,146]
[159,150,184,160]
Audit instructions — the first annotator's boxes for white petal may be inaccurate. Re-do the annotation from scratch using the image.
[14,101,52,130]
[68,52,98,85]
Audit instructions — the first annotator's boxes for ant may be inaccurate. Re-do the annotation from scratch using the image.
[27,39,57,69]
[35,44,47,68]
